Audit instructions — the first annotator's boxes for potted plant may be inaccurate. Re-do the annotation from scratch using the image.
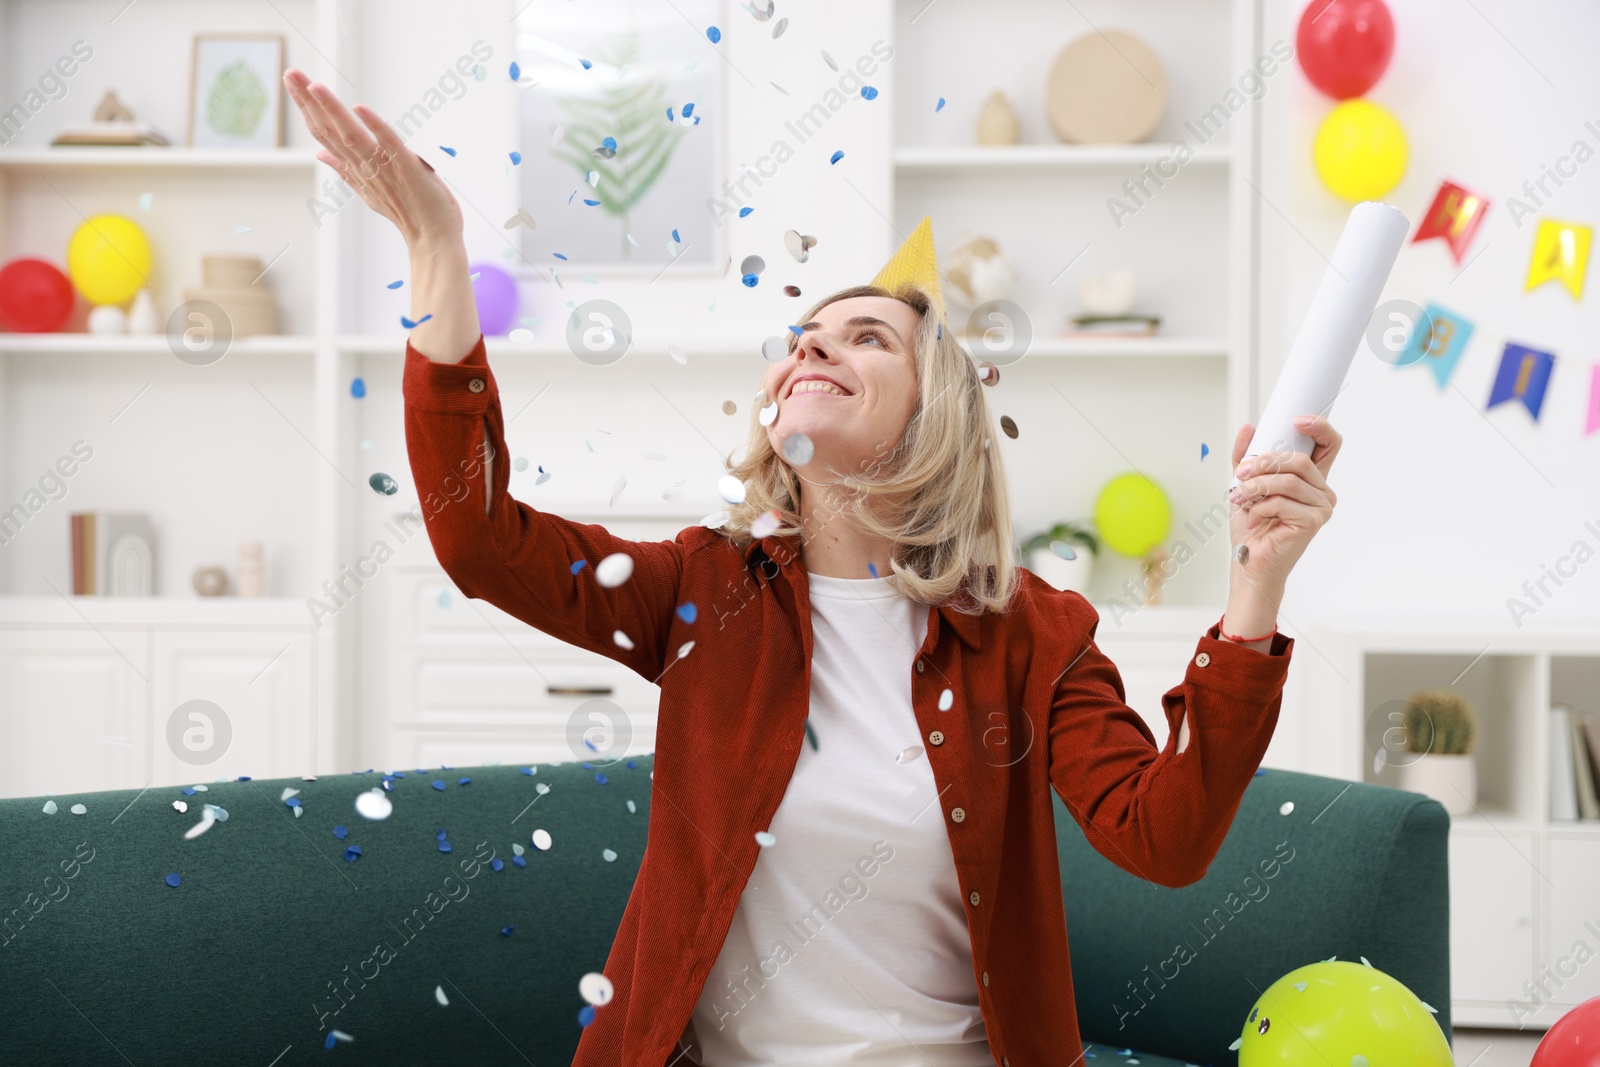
[1020,521,1099,594]
[1393,688,1478,816]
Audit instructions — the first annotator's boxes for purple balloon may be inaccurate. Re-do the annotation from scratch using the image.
[470,263,519,335]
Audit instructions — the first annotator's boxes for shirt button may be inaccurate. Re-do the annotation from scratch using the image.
[1002,1057,1009,1066]
[915,659,926,673]
[928,730,944,746]
[1195,651,1211,667]
[468,377,486,393]
[951,807,965,823]
[968,890,979,906]
[982,970,990,987]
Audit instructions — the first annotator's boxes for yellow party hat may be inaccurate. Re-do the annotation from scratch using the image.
[870,215,945,320]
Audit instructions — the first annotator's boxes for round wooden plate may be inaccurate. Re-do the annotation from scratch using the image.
[1045,30,1168,144]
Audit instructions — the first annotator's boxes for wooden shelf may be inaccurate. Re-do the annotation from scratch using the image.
[895,142,1231,176]
[0,147,318,172]
[0,334,317,356]
[0,595,312,628]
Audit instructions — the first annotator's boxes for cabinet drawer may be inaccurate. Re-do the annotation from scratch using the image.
[398,652,661,735]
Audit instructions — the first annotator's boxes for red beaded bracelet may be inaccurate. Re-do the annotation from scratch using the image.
[1217,615,1277,644]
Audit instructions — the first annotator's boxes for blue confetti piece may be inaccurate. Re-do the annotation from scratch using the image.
[324,1032,337,1050]
[432,779,446,791]
[937,322,943,339]
[183,787,196,796]
[344,845,363,862]
[671,228,681,243]
[706,25,721,42]
[333,825,348,839]
[578,1004,596,1027]
[738,206,752,217]
[512,854,527,868]
[400,313,433,329]
[741,273,759,287]
[693,115,701,125]
[350,377,366,399]
[681,103,693,119]
[868,562,878,577]
[1200,442,1211,461]
[583,198,601,206]
[500,925,515,937]
[581,762,594,770]
[787,324,803,336]
[436,829,448,840]
[666,105,675,121]
[509,61,521,81]
[438,839,453,853]
[285,796,301,808]
[829,149,844,164]
[580,58,592,69]
[602,136,617,150]
[440,145,457,157]
[509,151,522,165]
[491,858,504,872]
[861,85,878,100]
[392,771,407,778]
[626,759,637,768]
[164,872,181,888]
[936,96,946,112]
[567,190,576,205]
[596,772,609,785]
[519,767,533,776]
[1254,768,1267,776]
[676,602,697,624]
[553,252,568,261]
[570,559,588,574]
[236,775,251,781]
[804,719,819,751]
[458,776,471,786]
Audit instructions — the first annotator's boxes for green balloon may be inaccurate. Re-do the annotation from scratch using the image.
[1237,960,1452,1067]
[1093,473,1170,557]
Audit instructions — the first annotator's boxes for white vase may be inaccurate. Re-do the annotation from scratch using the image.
[1394,753,1478,816]
[1028,546,1093,595]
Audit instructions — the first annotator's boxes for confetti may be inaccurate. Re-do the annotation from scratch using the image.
[440,146,457,157]
[435,986,449,1006]
[531,828,553,850]
[751,508,783,537]
[1279,801,1295,816]
[822,50,838,71]
[602,135,617,150]
[400,313,433,328]
[717,474,747,504]
[504,208,537,230]
[804,719,819,750]
[583,198,601,207]
[758,399,778,425]
[897,745,924,764]
[333,825,348,839]
[368,472,398,496]
[939,688,954,711]
[500,925,515,937]
[184,812,215,839]
[42,800,57,815]
[138,192,154,211]
[626,800,637,813]
[344,845,363,862]
[781,433,814,465]
[610,474,626,506]
[783,230,817,263]
[738,206,753,218]
[978,361,999,386]
[535,782,550,795]
[868,563,878,577]
[783,285,801,297]
[672,227,681,243]
[70,803,87,815]
[172,801,187,813]
[602,848,618,862]
[509,151,523,165]
[165,873,182,888]
[580,973,615,1005]
[438,838,453,853]
[1050,541,1077,561]
[579,1005,596,1028]
[1000,415,1019,439]
[509,61,521,81]
[676,602,698,624]
[860,86,878,100]
[580,58,593,69]
[772,17,788,38]
[741,253,765,277]
[746,0,775,18]
[596,552,635,588]
[613,630,634,650]
[553,252,568,261]
[829,149,844,164]
[742,273,759,287]
[936,97,946,112]
[551,124,566,147]
[761,335,788,362]
[355,789,393,820]
[432,779,446,791]
[680,105,693,121]
[1200,442,1211,460]
[706,26,721,42]
[350,377,366,399]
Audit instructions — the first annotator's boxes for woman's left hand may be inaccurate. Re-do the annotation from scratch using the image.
[1226,414,1341,590]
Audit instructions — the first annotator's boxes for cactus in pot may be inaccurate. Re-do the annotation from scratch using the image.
[1402,688,1477,756]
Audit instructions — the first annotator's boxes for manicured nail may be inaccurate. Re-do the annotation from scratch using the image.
[1293,415,1314,426]
[1235,463,1251,478]
[1228,488,1245,504]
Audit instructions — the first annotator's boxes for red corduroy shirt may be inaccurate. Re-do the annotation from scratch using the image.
[402,335,1295,1067]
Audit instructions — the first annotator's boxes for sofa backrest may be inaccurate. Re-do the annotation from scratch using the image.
[1055,767,1453,1065]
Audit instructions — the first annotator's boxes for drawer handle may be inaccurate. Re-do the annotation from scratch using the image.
[547,685,614,696]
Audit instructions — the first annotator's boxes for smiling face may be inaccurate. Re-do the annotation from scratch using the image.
[763,294,922,481]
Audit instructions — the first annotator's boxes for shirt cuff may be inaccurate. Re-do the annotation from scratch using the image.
[1183,623,1294,703]
[402,333,495,415]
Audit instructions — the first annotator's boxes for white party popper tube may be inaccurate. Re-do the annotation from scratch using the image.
[1233,200,1410,489]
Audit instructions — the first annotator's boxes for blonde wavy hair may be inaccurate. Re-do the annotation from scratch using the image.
[717,282,1020,616]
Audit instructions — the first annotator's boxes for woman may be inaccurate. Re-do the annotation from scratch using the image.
[285,70,1340,1067]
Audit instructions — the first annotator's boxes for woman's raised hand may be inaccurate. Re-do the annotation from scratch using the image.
[282,68,463,248]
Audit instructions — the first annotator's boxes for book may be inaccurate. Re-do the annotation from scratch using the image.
[50,122,171,147]
[69,512,154,595]
[1580,711,1600,816]
[1064,313,1161,337]
[1551,705,1579,821]
[1573,708,1600,820]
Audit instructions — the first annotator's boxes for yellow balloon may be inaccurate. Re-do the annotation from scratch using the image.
[67,214,152,307]
[1314,99,1407,201]
[1238,961,1453,1067]
[1093,473,1170,557]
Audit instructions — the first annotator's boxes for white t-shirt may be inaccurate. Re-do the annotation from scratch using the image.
[680,570,992,1066]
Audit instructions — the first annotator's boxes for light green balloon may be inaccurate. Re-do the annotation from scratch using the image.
[1237,960,1452,1067]
[1093,473,1170,557]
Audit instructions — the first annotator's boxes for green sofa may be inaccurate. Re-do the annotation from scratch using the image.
[0,759,1450,1065]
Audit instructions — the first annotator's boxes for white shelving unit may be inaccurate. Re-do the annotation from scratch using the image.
[1303,620,1600,1029]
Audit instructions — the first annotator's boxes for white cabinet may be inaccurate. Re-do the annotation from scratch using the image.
[1544,837,1600,1014]
[0,630,149,797]
[1449,830,1538,1006]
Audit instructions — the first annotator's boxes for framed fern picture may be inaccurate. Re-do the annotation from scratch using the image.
[514,0,725,273]
[188,34,285,149]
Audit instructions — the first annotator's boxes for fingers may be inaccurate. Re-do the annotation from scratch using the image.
[1292,414,1343,475]
[1236,449,1330,495]
[1230,422,1254,469]
[1234,470,1334,510]
[307,81,384,172]
[1242,493,1330,532]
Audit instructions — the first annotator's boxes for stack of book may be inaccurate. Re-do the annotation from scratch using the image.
[70,512,155,595]
[1550,705,1600,821]
[1063,313,1161,337]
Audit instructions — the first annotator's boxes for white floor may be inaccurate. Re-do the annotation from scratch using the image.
[1454,1027,1547,1067]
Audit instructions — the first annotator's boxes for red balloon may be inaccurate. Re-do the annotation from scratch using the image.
[1533,996,1600,1067]
[0,256,76,333]
[1296,0,1396,99]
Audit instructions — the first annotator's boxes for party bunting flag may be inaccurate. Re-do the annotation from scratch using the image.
[1396,302,1474,390]
[1412,180,1489,264]
[1487,342,1556,420]
[1587,364,1600,437]
[1524,219,1592,299]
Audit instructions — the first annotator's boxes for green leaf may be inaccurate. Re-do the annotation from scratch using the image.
[206,59,268,138]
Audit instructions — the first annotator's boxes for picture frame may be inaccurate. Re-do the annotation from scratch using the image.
[513,0,727,275]
[188,33,286,148]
